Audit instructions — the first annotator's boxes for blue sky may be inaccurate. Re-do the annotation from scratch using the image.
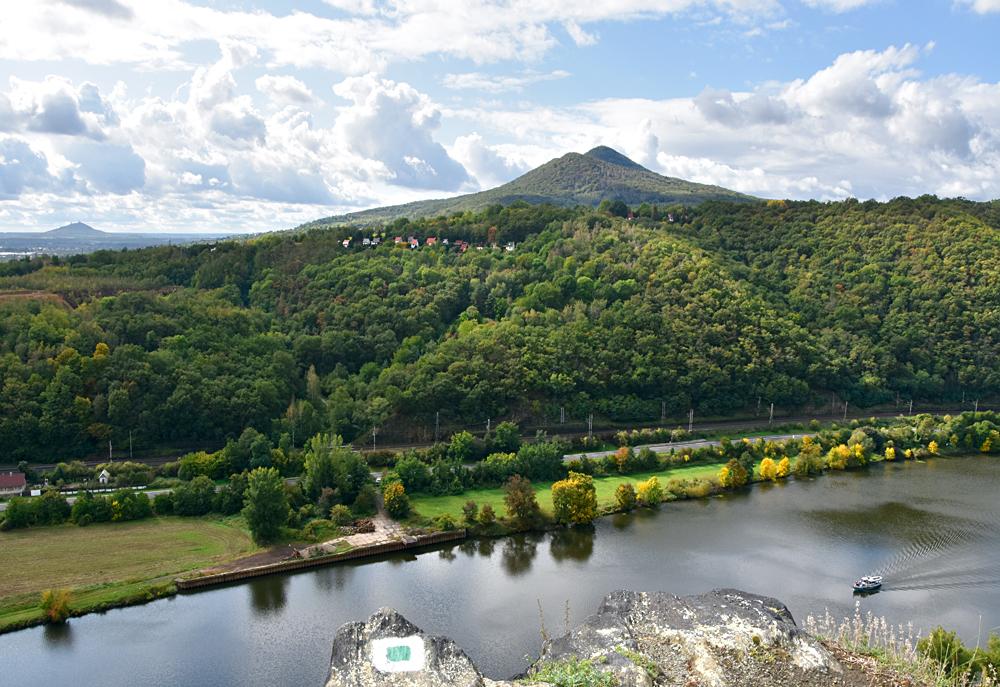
[1,0,999,232]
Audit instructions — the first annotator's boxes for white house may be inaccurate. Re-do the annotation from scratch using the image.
[98,469,111,485]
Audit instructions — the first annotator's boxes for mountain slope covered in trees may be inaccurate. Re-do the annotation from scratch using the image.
[0,196,998,462]
[309,146,755,226]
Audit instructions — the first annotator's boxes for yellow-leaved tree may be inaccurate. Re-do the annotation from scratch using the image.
[551,471,598,525]
[776,457,790,478]
[636,476,664,506]
[759,457,778,481]
[885,446,896,461]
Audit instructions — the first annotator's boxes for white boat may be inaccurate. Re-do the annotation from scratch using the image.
[853,575,883,593]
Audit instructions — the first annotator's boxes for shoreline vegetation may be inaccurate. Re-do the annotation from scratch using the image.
[1,411,997,637]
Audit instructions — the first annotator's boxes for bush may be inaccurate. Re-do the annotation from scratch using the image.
[719,459,749,488]
[329,504,353,525]
[109,489,152,522]
[682,479,714,499]
[173,475,216,516]
[301,519,336,540]
[433,514,457,531]
[759,457,778,481]
[615,483,636,511]
[36,489,71,525]
[40,589,72,624]
[636,476,664,506]
[776,457,790,478]
[153,492,175,515]
[462,500,478,525]
[2,497,36,529]
[552,472,598,526]
[352,484,377,516]
[383,482,410,519]
[477,503,496,526]
[71,492,111,525]
[394,453,433,493]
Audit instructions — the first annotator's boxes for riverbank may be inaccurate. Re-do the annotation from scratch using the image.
[409,461,721,520]
[0,516,257,633]
[1,449,986,636]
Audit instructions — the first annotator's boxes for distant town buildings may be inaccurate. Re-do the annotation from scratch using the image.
[336,234,513,254]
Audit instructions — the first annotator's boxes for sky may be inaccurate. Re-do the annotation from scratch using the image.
[1,1,999,233]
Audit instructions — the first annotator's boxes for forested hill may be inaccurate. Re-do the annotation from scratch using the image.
[1,197,998,462]
[307,146,755,226]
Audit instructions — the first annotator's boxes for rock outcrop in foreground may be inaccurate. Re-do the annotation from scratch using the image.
[324,588,851,687]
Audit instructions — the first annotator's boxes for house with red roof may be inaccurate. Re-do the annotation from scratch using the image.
[0,471,26,497]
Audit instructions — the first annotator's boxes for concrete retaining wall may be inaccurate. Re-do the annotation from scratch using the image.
[175,529,467,590]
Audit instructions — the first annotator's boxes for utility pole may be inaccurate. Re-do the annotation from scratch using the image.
[908,399,913,416]
[661,400,666,421]
[769,403,774,427]
[129,431,133,461]
[843,402,848,422]
[486,418,491,434]
[975,399,979,413]
[688,408,694,433]
[434,411,440,443]
[587,413,593,439]
[108,440,113,462]
[560,406,565,424]
[372,427,378,451]
[756,396,762,417]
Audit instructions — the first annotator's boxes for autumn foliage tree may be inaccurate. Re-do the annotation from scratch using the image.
[552,471,598,526]
[383,481,410,519]
[776,457,790,478]
[636,476,664,506]
[718,459,749,488]
[615,482,637,511]
[759,457,778,481]
[504,475,541,527]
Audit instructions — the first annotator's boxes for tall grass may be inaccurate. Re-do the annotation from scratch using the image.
[806,602,997,686]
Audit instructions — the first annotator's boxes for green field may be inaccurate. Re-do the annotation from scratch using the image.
[410,462,722,520]
[0,516,257,632]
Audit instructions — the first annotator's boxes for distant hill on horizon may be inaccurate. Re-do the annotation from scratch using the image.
[310,145,757,226]
[43,222,108,239]
[0,222,230,259]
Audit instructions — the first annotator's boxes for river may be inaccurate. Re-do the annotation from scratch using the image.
[4,455,999,685]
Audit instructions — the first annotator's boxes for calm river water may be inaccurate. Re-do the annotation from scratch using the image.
[4,456,1000,685]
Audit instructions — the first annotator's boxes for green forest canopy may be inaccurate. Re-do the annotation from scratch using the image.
[0,196,998,462]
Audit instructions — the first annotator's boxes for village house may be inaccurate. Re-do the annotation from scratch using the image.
[426,237,438,246]
[0,471,26,497]
[362,238,371,246]
[98,468,111,485]
[394,236,403,244]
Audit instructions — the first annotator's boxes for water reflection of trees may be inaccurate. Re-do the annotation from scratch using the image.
[313,565,354,592]
[550,526,595,562]
[249,576,289,615]
[502,533,543,576]
[43,622,73,647]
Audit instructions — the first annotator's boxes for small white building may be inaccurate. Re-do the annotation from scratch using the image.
[98,469,111,485]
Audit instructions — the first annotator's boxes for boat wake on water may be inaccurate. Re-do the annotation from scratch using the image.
[866,507,1000,593]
